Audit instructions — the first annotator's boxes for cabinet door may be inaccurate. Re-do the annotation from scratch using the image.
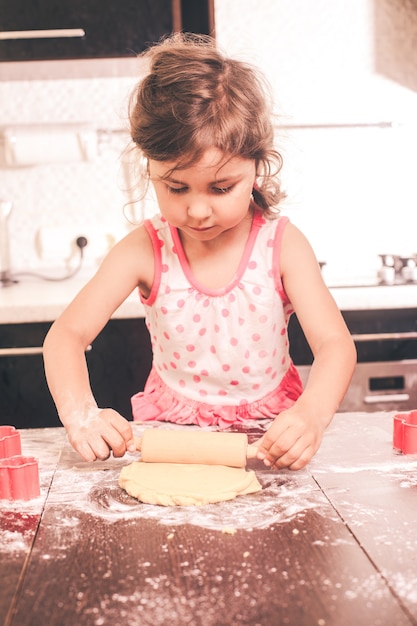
[0,0,174,61]
[87,318,153,420]
[0,321,58,429]
[0,318,153,429]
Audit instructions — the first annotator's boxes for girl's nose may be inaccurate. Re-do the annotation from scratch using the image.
[187,198,212,220]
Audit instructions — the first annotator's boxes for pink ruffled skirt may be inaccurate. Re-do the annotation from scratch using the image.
[131,363,303,429]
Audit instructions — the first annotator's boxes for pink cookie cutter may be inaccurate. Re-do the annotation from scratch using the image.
[0,425,22,458]
[393,410,417,454]
[0,455,40,500]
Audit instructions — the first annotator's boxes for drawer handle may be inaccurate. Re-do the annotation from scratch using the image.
[0,345,92,357]
[364,393,410,404]
[0,29,86,41]
[352,331,417,342]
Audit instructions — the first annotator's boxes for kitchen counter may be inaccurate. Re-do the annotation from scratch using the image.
[1,270,416,324]
[1,413,417,626]
[0,271,145,324]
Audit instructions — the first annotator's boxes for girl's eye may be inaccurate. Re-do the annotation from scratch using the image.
[167,186,188,194]
[213,186,233,194]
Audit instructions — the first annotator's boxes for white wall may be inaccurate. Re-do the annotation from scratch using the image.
[215,0,417,281]
[1,0,416,280]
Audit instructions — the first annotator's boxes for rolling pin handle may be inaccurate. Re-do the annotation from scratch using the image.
[246,443,259,460]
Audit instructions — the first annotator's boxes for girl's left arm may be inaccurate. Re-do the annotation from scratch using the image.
[256,223,357,470]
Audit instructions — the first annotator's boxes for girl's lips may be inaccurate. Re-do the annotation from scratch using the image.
[188,226,213,232]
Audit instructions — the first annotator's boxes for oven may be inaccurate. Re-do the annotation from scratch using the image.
[288,307,417,413]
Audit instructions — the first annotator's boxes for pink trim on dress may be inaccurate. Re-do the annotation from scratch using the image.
[140,219,164,306]
[131,363,303,429]
[272,216,290,305]
[168,210,265,297]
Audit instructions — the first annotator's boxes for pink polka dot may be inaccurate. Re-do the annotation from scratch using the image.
[169,361,177,369]
[228,293,236,303]
[186,344,195,352]
[201,369,209,376]
[280,327,286,336]
[214,324,220,333]
[230,337,238,346]
[222,364,231,372]
[193,375,201,383]
[230,380,239,386]
[173,351,181,360]
[252,333,261,342]
[242,366,250,374]
[259,314,268,324]
[176,325,184,333]
[218,389,228,396]
[163,362,168,370]
[221,309,229,318]
[165,286,171,294]
[210,345,216,354]
[195,292,203,301]
[244,350,250,359]
[163,331,170,340]
[249,304,257,312]
[199,389,208,397]
[193,314,201,323]
[265,366,273,374]
[188,360,196,368]
[161,306,168,315]
[281,356,286,365]
[248,260,257,269]
[203,299,210,307]
[267,238,274,248]
[252,383,260,390]
[199,328,206,336]
[179,379,186,387]
[258,350,268,358]
[271,371,277,380]
[161,264,169,273]
[177,299,185,308]
[239,317,245,326]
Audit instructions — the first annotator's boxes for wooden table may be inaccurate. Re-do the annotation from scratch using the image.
[1,413,417,626]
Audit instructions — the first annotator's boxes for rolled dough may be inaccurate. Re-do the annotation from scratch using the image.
[119,461,262,506]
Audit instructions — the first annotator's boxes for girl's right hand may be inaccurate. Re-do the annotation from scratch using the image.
[64,408,136,462]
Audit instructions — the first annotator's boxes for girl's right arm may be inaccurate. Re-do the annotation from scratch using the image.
[43,225,154,461]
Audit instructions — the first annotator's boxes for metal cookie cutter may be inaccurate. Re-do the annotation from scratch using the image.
[0,455,40,500]
[0,425,22,458]
[393,410,417,454]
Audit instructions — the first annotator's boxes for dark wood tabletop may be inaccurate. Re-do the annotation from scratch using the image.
[1,412,417,626]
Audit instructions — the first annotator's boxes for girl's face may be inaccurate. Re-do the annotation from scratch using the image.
[148,148,257,243]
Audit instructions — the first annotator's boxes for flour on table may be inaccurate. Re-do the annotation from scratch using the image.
[119,461,261,506]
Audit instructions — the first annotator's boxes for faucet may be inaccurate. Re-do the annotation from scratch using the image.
[0,199,14,287]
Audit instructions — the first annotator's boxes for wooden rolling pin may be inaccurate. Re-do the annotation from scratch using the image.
[134,430,259,468]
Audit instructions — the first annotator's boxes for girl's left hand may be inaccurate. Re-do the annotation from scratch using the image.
[255,408,327,470]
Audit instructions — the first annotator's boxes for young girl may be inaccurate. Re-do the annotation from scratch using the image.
[43,33,356,470]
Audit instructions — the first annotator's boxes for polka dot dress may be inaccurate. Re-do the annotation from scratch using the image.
[131,211,303,426]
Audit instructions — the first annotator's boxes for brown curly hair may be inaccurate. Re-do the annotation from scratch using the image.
[129,33,285,216]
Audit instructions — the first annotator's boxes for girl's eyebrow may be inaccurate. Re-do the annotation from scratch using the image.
[152,173,241,184]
